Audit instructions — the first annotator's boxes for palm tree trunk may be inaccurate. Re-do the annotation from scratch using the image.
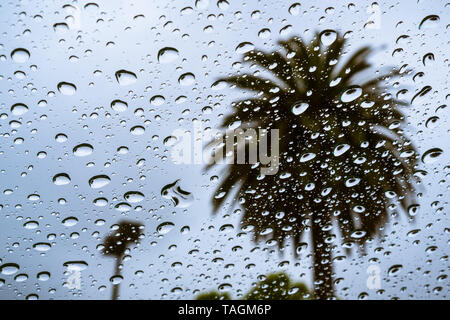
[111,256,121,300]
[311,221,334,299]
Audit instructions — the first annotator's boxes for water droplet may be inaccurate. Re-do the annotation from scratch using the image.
[62,217,78,227]
[418,15,440,29]
[320,30,337,46]
[55,133,68,143]
[124,191,145,203]
[333,144,350,157]
[421,148,443,164]
[422,53,434,66]
[288,3,301,16]
[115,70,137,86]
[93,197,108,206]
[0,263,20,275]
[291,101,309,115]
[161,179,193,208]
[73,143,93,157]
[89,175,111,189]
[111,100,128,112]
[157,47,179,63]
[130,125,145,135]
[178,72,195,86]
[11,48,30,63]
[408,204,420,217]
[150,95,165,106]
[388,264,403,276]
[235,42,254,54]
[57,82,77,95]
[53,173,71,185]
[157,222,175,235]
[300,152,316,163]
[10,103,29,116]
[37,271,50,281]
[24,221,39,229]
[341,86,362,103]
[163,136,177,146]
[110,275,123,285]
[411,86,432,104]
[33,242,51,251]
[425,116,439,129]
[63,261,88,271]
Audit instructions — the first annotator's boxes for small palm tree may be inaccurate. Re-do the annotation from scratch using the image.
[207,31,417,299]
[102,220,144,300]
[195,272,310,300]
[244,272,311,300]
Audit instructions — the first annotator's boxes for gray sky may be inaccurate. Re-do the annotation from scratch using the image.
[0,0,448,299]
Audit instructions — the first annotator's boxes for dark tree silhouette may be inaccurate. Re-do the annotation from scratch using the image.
[102,220,144,300]
[207,32,417,299]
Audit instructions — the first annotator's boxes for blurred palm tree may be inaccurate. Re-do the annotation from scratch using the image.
[102,220,144,300]
[195,272,310,300]
[207,31,417,299]
[244,272,310,300]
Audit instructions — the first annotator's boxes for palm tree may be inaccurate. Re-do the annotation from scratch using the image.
[207,31,417,299]
[244,272,311,300]
[102,220,144,300]
[195,272,310,300]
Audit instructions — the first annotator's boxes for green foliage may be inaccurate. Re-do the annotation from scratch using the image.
[196,291,231,300]
[195,272,311,300]
[244,272,311,300]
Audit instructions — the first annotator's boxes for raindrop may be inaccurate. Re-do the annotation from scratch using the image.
[63,261,88,271]
[178,72,195,86]
[115,70,137,86]
[421,148,443,164]
[10,103,29,116]
[37,272,50,281]
[157,222,175,235]
[291,102,309,115]
[33,242,51,252]
[425,116,439,129]
[320,30,337,46]
[388,264,403,276]
[11,48,30,63]
[235,42,254,54]
[418,15,440,29]
[422,53,434,66]
[73,143,93,157]
[89,175,111,189]
[150,95,165,106]
[55,134,68,143]
[57,82,77,95]
[62,217,78,227]
[124,191,145,203]
[333,144,350,157]
[161,179,193,208]
[130,125,145,135]
[341,86,362,103]
[288,3,301,16]
[52,173,71,185]
[111,100,128,112]
[157,47,179,63]
[300,152,316,163]
[0,263,20,275]
[411,86,431,104]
